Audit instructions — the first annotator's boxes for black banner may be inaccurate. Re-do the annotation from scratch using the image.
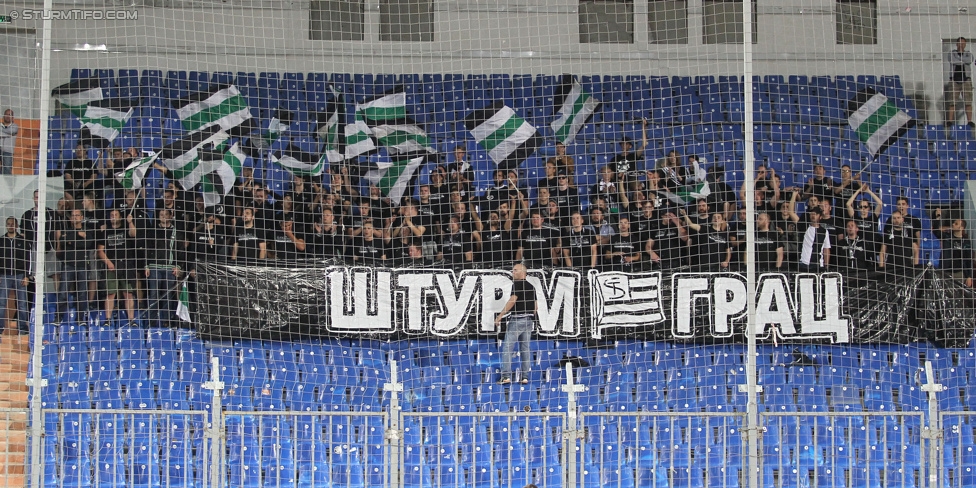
[192,263,976,347]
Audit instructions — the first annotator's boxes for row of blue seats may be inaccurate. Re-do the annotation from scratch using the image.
[67,70,904,99]
[41,323,974,368]
[35,380,962,416]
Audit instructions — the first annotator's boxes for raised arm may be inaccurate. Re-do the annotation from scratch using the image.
[845,185,863,218]
[786,191,801,223]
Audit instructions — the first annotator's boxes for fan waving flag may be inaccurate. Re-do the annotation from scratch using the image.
[173,84,253,136]
[551,74,601,145]
[116,152,161,190]
[52,78,135,148]
[272,145,327,177]
[846,88,915,158]
[464,101,542,171]
[364,155,426,205]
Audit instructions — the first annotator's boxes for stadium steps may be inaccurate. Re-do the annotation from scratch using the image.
[0,332,32,485]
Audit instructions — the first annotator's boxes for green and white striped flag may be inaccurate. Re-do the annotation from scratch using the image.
[364,156,426,205]
[159,126,229,183]
[661,181,712,206]
[116,152,160,190]
[249,117,286,151]
[344,120,376,159]
[173,84,253,136]
[551,74,601,145]
[160,127,243,206]
[464,101,542,171]
[317,86,344,163]
[198,141,246,207]
[272,145,327,177]
[176,278,190,322]
[356,90,408,124]
[846,88,915,158]
[52,78,135,148]
[370,124,436,157]
[356,89,435,157]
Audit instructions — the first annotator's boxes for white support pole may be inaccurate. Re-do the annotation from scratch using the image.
[561,362,586,488]
[921,361,943,488]
[383,359,404,488]
[742,2,761,488]
[28,2,54,488]
[203,356,225,488]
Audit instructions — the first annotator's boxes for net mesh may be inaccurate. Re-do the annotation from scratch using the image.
[0,1,975,488]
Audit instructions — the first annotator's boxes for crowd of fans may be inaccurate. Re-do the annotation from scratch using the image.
[2,126,974,328]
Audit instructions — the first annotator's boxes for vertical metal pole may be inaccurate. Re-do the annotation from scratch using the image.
[383,359,403,488]
[204,356,225,488]
[742,2,760,488]
[921,361,943,488]
[561,363,585,488]
[28,2,54,487]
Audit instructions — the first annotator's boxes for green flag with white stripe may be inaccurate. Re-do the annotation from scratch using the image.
[52,78,135,148]
[173,84,253,136]
[463,101,542,171]
[356,90,408,125]
[317,85,344,163]
[116,152,160,190]
[846,88,915,158]
[176,278,191,322]
[344,121,377,159]
[551,74,601,145]
[272,145,327,177]
[355,89,435,157]
[364,156,426,205]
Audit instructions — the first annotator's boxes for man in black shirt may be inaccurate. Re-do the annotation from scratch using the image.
[57,209,95,312]
[801,163,835,207]
[551,170,581,218]
[97,208,138,325]
[1,217,30,333]
[20,190,57,253]
[495,263,536,385]
[142,208,185,325]
[269,218,306,263]
[562,211,598,269]
[706,165,736,222]
[230,207,266,264]
[608,120,648,175]
[603,217,643,272]
[350,220,386,266]
[438,216,473,268]
[755,212,785,272]
[647,210,688,271]
[307,207,346,260]
[935,218,974,286]
[480,211,514,269]
[155,189,187,231]
[64,144,96,198]
[835,219,877,274]
[884,197,922,249]
[250,186,278,234]
[682,209,732,272]
[517,211,561,269]
[879,210,918,277]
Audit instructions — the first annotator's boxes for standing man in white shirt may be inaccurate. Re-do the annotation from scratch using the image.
[0,109,18,175]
